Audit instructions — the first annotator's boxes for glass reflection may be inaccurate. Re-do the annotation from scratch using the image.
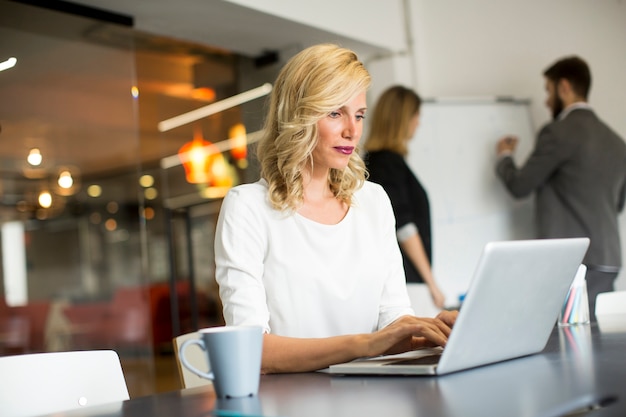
[0,0,267,399]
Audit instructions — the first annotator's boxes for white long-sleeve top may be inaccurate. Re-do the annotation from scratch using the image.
[214,179,414,338]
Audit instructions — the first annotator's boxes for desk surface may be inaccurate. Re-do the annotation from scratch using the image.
[39,325,626,417]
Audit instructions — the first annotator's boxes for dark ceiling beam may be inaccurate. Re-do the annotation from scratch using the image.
[9,0,134,26]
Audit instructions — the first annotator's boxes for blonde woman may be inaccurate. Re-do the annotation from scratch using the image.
[364,86,445,310]
[215,44,456,374]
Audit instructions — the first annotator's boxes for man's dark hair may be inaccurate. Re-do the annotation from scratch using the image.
[543,56,591,99]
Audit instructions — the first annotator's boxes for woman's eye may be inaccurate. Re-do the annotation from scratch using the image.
[356,114,365,121]
[329,111,341,118]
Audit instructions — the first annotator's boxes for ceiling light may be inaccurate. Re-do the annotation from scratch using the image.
[144,188,158,200]
[106,201,119,214]
[87,185,102,198]
[0,57,17,72]
[38,191,52,208]
[27,148,42,166]
[54,166,81,196]
[139,174,154,188]
[57,170,74,189]
[157,83,272,132]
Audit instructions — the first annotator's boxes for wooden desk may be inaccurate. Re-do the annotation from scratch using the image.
[38,325,626,417]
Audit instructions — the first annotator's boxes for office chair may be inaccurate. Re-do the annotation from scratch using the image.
[172,331,213,389]
[0,350,130,417]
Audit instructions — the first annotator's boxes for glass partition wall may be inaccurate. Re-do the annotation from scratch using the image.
[0,1,266,397]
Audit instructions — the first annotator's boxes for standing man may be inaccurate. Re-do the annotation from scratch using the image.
[495,56,626,322]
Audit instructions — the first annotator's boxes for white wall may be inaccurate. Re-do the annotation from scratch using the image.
[224,0,407,53]
[238,0,626,292]
[220,0,626,137]
[403,0,626,291]
[408,0,626,137]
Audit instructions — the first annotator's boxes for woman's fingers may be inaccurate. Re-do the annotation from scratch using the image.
[390,317,448,346]
[370,312,459,357]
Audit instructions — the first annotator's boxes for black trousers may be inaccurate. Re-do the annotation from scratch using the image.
[585,269,618,323]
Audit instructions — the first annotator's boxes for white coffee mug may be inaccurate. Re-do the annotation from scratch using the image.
[216,396,263,415]
[179,326,263,398]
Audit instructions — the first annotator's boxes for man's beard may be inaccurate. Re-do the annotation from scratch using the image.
[552,95,564,120]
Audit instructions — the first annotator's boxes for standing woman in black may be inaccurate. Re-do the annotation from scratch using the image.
[364,86,445,309]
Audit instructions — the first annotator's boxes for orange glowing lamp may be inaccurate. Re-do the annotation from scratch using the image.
[228,123,247,160]
[178,129,237,187]
[209,153,234,187]
[178,131,220,184]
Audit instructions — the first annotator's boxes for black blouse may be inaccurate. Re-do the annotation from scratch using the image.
[365,150,432,283]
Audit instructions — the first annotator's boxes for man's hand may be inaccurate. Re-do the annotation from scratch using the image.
[496,135,519,156]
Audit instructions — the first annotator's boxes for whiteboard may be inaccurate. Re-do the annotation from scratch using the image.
[407,99,537,305]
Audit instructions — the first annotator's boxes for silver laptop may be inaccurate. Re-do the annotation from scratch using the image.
[328,238,590,376]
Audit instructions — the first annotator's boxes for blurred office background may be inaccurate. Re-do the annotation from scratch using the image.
[1,0,624,397]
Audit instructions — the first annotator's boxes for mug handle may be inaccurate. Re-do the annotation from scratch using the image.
[179,338,215,380]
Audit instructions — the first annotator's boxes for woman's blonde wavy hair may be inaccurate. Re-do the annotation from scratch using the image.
[256,43,371,212]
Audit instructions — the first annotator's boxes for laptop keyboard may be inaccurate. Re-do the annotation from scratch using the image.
[384,354,441,366]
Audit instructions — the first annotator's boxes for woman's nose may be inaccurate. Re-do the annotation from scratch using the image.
[342,118,357,139]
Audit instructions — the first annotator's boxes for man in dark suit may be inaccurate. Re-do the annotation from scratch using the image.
[495,56,626,322]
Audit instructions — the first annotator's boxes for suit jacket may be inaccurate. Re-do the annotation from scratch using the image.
[496,108,626,270]
[365,150,431,283]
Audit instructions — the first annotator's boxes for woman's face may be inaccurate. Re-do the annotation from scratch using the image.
[407,112,420,139]
[312,92,367,172]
